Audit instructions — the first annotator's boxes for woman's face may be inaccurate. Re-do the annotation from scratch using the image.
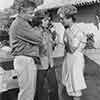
[61,16,73,27]
[42,17,50,28]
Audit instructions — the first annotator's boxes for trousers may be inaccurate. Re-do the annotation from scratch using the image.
[54,57,65,100]
[14,56,37,100]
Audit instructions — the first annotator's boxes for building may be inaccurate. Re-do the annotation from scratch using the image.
[73,0,100,24]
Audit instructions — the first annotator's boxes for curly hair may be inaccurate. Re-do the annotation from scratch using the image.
[57,5,77,18]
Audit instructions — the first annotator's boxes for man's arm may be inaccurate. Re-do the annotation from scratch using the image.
[16,21,42,45]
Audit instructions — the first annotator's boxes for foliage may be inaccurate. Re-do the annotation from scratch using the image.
[85,33,95,49]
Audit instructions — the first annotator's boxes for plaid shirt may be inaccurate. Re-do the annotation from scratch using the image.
[39,28,54,69]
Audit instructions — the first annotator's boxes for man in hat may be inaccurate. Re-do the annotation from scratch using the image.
[9,1,43,100]
[57,5,87,100]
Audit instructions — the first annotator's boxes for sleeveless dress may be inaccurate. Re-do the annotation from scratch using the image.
[62,24,87,96]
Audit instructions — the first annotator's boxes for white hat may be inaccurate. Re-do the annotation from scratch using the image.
[34,0,72,11]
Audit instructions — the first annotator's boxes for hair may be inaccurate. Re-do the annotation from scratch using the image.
[65,14,76,22]
[31,17,42,27]
[18,0,36,13]
[32,10,52,27]
[71,15,76,22]
[23,0,36,8]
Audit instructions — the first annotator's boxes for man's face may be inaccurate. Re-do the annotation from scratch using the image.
[42,17,50,28]
[24,7,34,21]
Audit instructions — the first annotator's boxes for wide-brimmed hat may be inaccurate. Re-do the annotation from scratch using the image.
[57,5,77,18]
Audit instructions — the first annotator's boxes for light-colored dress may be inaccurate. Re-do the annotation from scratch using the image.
[62,23,87,96]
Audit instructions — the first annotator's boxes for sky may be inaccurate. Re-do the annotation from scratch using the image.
[0,0,14,9]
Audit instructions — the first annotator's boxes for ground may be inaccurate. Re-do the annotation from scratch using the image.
[1,55,100,100]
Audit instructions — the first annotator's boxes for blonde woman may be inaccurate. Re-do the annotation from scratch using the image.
[57,6,87,100]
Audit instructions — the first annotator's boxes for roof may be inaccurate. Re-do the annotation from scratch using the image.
[73,0,100,6]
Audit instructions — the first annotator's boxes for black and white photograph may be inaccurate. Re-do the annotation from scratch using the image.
[0,0,100,100]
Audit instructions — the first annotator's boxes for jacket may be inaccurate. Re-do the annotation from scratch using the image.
[9,15,43,57]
